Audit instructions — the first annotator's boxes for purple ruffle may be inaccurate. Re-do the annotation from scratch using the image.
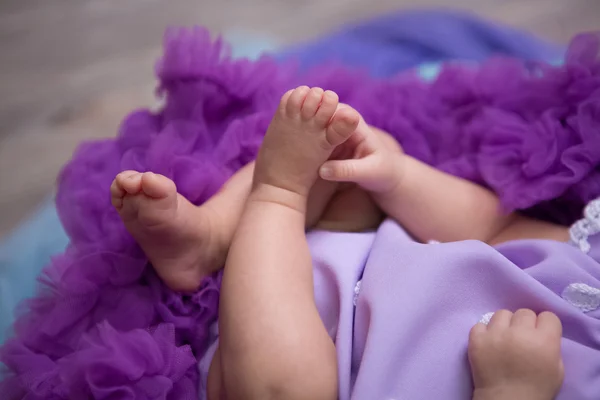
[1,246,220,398]
[2,27,600,398]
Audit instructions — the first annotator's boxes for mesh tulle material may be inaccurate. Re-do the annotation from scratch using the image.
[1,27,600,398]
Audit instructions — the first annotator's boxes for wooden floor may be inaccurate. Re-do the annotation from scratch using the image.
[0,0,598,238]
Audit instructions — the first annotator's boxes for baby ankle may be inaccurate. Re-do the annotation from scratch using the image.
[249,183,308,216]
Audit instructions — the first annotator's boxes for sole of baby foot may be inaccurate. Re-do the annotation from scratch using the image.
[254,86,360,197]
[110,171,227,292]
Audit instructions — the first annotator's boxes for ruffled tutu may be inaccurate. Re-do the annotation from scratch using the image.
[1,27,599,398]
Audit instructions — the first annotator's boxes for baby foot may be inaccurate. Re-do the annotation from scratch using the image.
[254,86,360,197]
[111,171,226,292]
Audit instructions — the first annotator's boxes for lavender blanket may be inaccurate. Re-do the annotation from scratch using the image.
[314,219,600,399]
[1,25,600,398]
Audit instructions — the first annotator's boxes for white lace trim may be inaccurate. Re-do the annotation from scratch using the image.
[479,312,495,325]
[353,280,362,306]
[562,283,600,312]
[569,198,600,253]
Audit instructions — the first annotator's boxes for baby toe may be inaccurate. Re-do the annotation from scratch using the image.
[285,86,310,117]
[301,87,325,120]
[326,106,360,147]
[140,172,177,199]
[277,89,294,114]
[110,179,125,209]
[117,171,143,194]
[314,90,339,126]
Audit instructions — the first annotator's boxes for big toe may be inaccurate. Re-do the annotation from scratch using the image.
[116,170,143,194]
[119,174,178,226]
[140,172,177,199]
[326,106,360,147]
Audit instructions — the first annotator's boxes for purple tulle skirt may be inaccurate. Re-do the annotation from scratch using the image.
[1,28,599,398]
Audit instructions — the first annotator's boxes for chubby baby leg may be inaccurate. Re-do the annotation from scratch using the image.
[315,183,383,232]
[213,86,360,399]
[488,214,569,245]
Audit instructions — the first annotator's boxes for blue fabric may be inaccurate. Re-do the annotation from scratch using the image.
[0,10,560,344]
[280,9,561,76]
[0,202,69,342]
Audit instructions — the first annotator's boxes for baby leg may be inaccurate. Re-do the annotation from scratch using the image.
[110,171,222,292]
[110,161,346,291]
[488,215,569,245]
[212,87,359,399]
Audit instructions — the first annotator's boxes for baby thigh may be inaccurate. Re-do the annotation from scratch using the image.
[489,214,569,245]
[315,184,383,232]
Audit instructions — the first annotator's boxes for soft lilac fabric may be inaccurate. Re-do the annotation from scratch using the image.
[200,220,600,399]
[2,26,600,398]
[331,220,600,399]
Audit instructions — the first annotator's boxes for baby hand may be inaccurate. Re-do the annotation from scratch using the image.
[318,116,404,194]
[468,309,564,400]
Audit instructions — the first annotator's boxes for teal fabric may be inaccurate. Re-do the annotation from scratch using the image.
[0,201,68,342]
[417,63,442,81]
